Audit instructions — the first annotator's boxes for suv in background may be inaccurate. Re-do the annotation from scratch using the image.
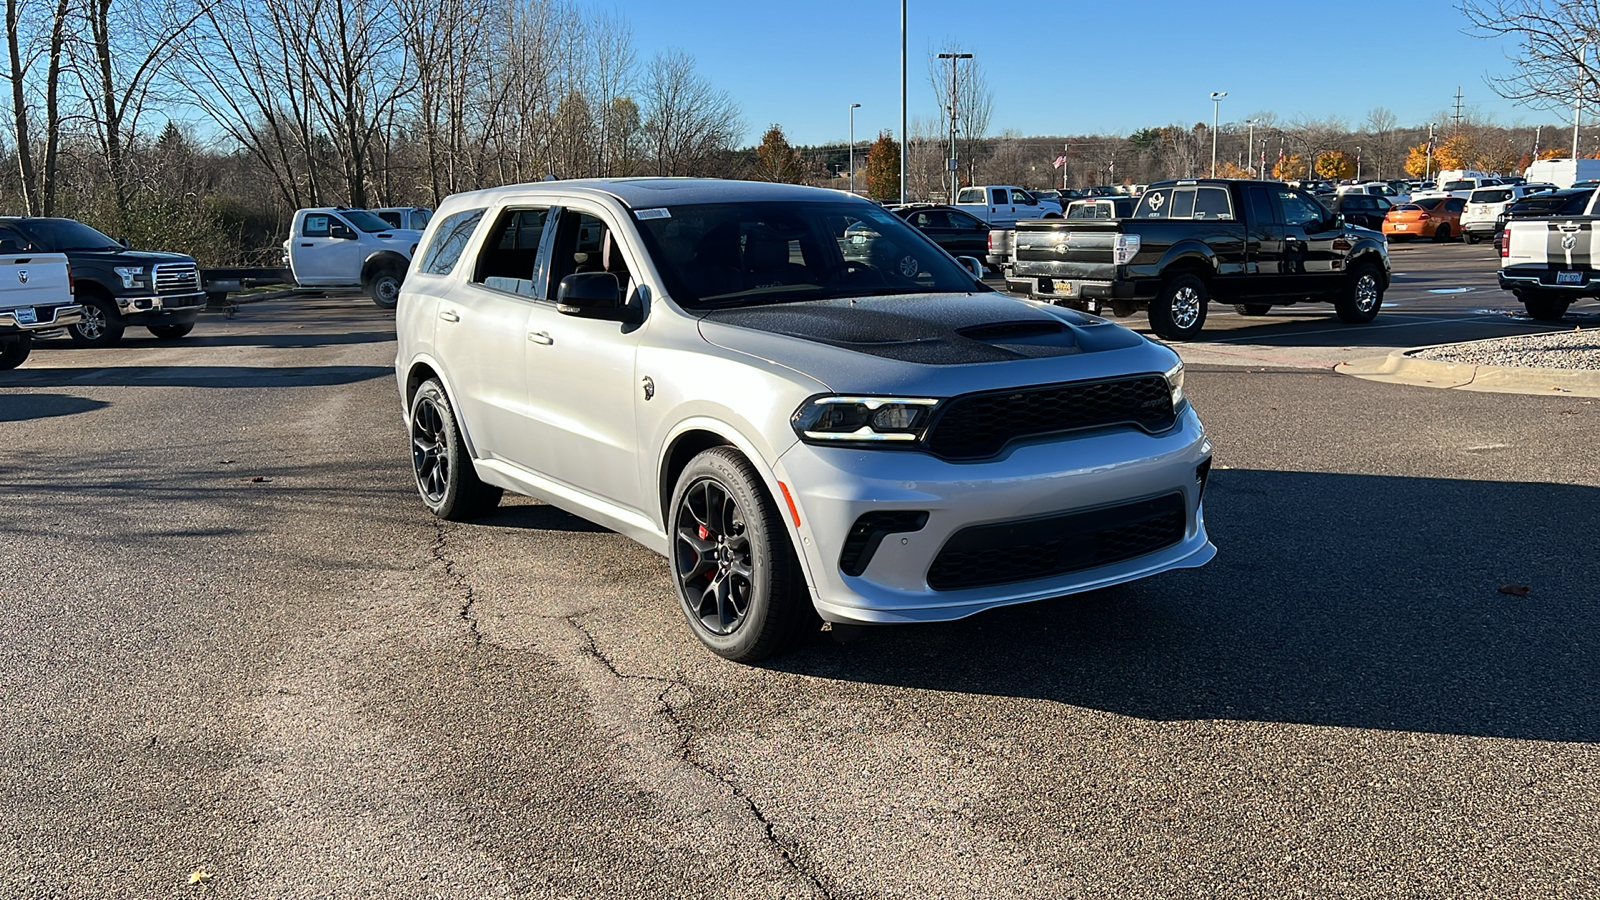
[1460,185,1531,243]
[1321,193,1393,230]
[0,217,206,347]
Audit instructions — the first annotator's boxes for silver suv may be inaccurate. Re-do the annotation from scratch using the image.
[395,179,1215,661]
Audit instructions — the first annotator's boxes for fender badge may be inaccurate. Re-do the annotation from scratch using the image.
[641,376,655,401]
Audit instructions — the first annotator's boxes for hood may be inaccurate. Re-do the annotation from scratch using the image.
[375,229,422,244]
[65,248,195,266]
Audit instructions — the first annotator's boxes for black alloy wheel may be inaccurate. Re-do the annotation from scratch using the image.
[1433,224,1452,243]
[0,333,32,370]
[148,323,195,340]
[67,294,125,347]
[408,378,502,520]
[670,447,811,662]
[1336,263,1384,324]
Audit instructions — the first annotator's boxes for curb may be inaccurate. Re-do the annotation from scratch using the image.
[1336,343,1600,398]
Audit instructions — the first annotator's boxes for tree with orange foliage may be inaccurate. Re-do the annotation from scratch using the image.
[1273,153,1306,180]
[1213,160,1251,179]
[1315,151,1356,181]
[1403,143,1431,178]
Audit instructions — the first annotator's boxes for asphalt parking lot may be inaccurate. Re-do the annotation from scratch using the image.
[3,243,1598,897]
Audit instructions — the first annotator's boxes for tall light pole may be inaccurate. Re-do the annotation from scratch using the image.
[1210,91,1227,176]
[938,51,972,202]
[848,102,861,194]
[1244,118,1260,179]
[899,0,906,204]
[1356,146,1362,181]
[1576,42,1588,159]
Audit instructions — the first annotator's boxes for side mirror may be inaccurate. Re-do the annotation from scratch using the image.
[557,272,634,322]
[956,256,985,279]
[331,224,355,240]
[119,237,130,248]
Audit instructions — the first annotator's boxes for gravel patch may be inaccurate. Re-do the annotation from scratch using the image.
[1413,328,1600,370]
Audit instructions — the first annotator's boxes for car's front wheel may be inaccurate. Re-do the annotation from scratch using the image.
[669,447,811,662]
[409,378,502,520]
[368,268,402,309]
[67,294,125,347]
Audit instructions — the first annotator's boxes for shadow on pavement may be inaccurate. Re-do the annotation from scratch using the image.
[0,394,110,422]
[0,365,392,388]
[33,331,395,351]
[776,468,1600,744]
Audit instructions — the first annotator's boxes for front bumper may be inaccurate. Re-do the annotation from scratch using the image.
[774,407,1215,625]
[0,303,83,333]
[117,292,208,314]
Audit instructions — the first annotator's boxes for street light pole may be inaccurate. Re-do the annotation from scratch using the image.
[938,52,972,202]
[848,102,861,194]
[1244,118,1259,179]
[1576,42,1588,159]
[1210,91,1227,176]
[1356,146,1362,181]
[899,0,906,204]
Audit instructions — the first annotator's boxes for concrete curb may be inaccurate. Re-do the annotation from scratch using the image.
[1336,342,1600,397]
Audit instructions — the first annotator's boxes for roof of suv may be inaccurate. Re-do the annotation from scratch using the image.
[444,177,854,211]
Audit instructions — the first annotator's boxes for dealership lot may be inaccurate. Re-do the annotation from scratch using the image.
[3,244,1598,896]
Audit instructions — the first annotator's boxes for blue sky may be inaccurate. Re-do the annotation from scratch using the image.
[619,0,1558,146]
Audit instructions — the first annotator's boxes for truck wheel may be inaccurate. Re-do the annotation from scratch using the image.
[409,378,502,520]
[368,268,402,309]
[67,294,125,347]
[669,447,812,663]
[1233,304,1272,316]
[1432,224,1452,243]
[148,323,195,340]
[1522,292,1571,322]
[1466,233,1481,245]
[0,333,32,370]
[1149,274,1209,341]
[1335,263,1384,324]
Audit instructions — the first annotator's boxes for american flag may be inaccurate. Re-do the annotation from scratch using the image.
[1052,154,1066,169]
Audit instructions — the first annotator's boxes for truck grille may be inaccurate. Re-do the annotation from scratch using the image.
[924,375,1176,460]
[926,492,1186,591]
[153,263,200,294]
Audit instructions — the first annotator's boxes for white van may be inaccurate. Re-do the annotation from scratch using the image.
[1459,184,1530,243]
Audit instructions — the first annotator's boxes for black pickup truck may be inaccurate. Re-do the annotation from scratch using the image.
[1006,178,1391,340]
[0,217,206,346]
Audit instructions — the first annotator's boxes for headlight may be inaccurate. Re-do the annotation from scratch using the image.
[113,266,147,289]
[1164,362,1185,408]
[792,395,941,445]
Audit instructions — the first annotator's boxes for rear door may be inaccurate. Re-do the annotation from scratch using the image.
[1242,183,1284,296]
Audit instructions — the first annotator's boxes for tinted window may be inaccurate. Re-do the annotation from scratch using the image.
[302,214,331,238]
[991,189,1009,205]
[1277,190,1326,228]
[1559,191,1595,214]
[1134,188,1174,218]
[548,210,631,303]
[472,207,551,296]
[375,211,402,228]
[912,210,952,229]
[412,209,432,229]
[1244,184,1279,225]
[956,188,983,204]
[1470,189,1513,204]
[948,210,985,230]
[1193,187,1233,219]
[1169,188,1196,218]
[13,219,121,251]
[416,208,484,276]
[1443,180,1473,192]
[342,209,396,233]
[1444,198,1467,213]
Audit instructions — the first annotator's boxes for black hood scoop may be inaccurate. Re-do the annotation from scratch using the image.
[700,294,1135,365]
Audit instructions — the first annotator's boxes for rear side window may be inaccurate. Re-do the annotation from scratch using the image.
[472,207,552,296]
[1470,189,1513,204]
[956,188,983,204]
[416,208,484,276]
[1244,184,1279,225]
[1443,180,1472,192]
[1134,185,1234,220]
[1444,198,1466,213]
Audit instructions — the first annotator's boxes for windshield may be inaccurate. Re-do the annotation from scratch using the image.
[343,209,399,232]
[19,218,121,251]
[631,201,982,309]
[1442,180,1473,192]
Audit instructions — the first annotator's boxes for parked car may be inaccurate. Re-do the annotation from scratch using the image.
[1417,174,1502,200]
[371,207,434,231]
[1491,188,1595,252]
[1066,197,1138,219]
[1004,178,1390,340]
[890,204,991,263]
[282,208,421,308]
[951,185,1062,228]
[0,245,79,369]
[1460,185,1535,243]
[1500,182,1600,319]
[395,178,1214,661]
[1383,197,1465,242]
[0,217,205,346]
[1338,181,1409,205]
[1320,193,1393,230]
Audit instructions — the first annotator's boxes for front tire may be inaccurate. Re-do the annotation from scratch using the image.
[1522,291,1571,322]
[67,294,125,347]
[148,323,194,340]
[1149,273,1209,341]
[368,268,402,309]
[409,378,502,520]
[669,447,810,663]
[0,333,31,370]
[1336,263,1384,324]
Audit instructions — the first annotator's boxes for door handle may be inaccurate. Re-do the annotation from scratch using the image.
[438,310,459,323]
[528,331,553,345]
[300,243,313,247]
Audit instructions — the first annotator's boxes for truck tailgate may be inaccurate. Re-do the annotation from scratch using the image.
[0,253,73,312]
[1504,217,1600,273]
[1012,221,1120,280]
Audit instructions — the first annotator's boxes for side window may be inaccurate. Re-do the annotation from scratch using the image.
[375,211,402,228]
[302,214,331,238]
[471,207,551,296]
[1168,188,1196,219]
[547,210,631,303]
[1193,187,1233,220]
[1276,189,1325,228]
[0,225,27,252]
[951,210,984,230]
[1015,190,1036,206]
[922,210,952,229]
[991,189,1008,205]
[1444,198,1466,213]
[415,208,484,276]
[1135,187,1174,218]
[956,188,982,204]
[1245,184,1278,225]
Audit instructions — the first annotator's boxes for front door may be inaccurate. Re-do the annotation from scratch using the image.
[1276,187,1342,296]
[291,212,364,286]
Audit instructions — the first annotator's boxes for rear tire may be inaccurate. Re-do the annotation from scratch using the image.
[1522,292,1571,322]
[1335,263,1384,324]
[1433,224,1452,243]
[368,268,402,309]
[1148,273,1209,341]
[67,294,125,347]
[1234,304,1272,316]
[409,378,502,520]
[0,333,31,370]
[1466,233,1481,245]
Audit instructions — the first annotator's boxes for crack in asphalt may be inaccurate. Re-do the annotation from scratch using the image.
[564,613,834,900]
[428,520,482,646]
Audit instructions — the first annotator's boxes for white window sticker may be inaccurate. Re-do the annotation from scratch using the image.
[635,208,671,220]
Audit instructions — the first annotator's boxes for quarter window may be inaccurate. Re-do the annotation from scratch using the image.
[416,208,485,276]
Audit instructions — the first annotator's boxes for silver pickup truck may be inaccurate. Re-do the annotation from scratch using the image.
[0,250,80,370]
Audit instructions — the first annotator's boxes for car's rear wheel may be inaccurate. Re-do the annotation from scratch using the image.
[669,447,811,663]
[67,294,125,347]
[368,268,402,309]
[409,378,502,520]
[1522,291,1571,322]
[148,323,194,340]
[1466,233,1481,244]
[1335,263,1384,324]
[0,333,32,370]
[1433,224,1452,243]
[1149,273,1209,341]
[1234,304,1272,316]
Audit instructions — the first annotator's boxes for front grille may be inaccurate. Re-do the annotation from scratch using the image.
[926,492,1186,591]
[924,374,1175,460]
[153,263,200,294]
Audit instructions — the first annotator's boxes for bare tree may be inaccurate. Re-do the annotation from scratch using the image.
[1461,1,1600,117]
[4,0,71,214]
[926,44,994,188]
[640,49,740,177]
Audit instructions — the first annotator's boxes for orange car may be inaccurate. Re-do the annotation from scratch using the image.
[1383,196,1465,242]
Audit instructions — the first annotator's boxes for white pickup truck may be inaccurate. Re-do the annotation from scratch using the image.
[953,185,1063,229]
[1498,187,1600,320]
[0,249,79,369]
[281,208,422,308]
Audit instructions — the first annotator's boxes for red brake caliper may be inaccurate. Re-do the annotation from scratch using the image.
[698,525,715,581]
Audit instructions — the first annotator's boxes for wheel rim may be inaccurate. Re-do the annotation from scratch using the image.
[377,277,399,304]
[78,304,105,339]
[411,396,449,504]
[1171,285,1202,329]
[1354,273,1380,313]
[675,478,752,636]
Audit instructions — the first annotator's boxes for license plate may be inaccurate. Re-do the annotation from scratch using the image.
[1557,270,1583,284]
[14,307,37,325]
[1057,280,1074,296]
[1394,224,1407,230]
